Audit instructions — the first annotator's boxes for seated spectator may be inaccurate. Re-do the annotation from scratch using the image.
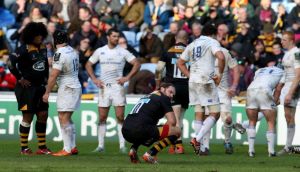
[236,58,254,93]
[90,15,100,36]
[118,36,139,76]
[258,23,275,53]
[232,22,255,58]
[79,0,97,14]
[70,20,97,49]
[44,21,57,67]
[162,21,179,51]
[0,29,9,62]
[10,0,32,26]
[274,3,288,34]
[188,21,202,43]
[127,69,155,94]
[119,0,145,32]
[95,0,122,23]
[0,62,16,91]
[32,0,53,19]
[272,41,284,69]
[78,38,93,93]
[29,6,48,25]
[139,27,163,63]
[254,0,276,26]
[51,0,79,25]
[10,17,31,49]
[199,7,223,27]
[141,0,172,34]
[287,0,300,35]
[68,6,91,36]
[217,23,230,48]
[252,39,269,68]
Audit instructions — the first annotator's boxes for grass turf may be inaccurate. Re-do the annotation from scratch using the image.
[0,140,299,172]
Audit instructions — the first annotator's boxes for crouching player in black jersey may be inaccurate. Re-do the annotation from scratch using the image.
[122,83,181,164]
[8,22,51,155]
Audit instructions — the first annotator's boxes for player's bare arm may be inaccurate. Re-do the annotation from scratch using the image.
[117,58,141,85]
[213,51,225,85]
[176,59,190,78]
[228,65,239,97]
[274,83,284,105]
[43,69,61,103]
[155,61,166,89]
[85,61,104,88]
[285,68,300,105]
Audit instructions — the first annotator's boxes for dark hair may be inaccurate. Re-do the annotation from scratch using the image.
[53,30,69,45]
[159,82,174,89]
[202,24,217,36]
[107,28,119,36]
[21,22,48,44]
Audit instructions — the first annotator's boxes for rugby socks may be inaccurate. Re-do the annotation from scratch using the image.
[35,121,47,149]
[247,125,256,153]
[196,116,216,142]
[266,130,275,154]
[61,123,72,153]
[285,124,295,150]
[117,123,125,149]
[148,135,178,156]
[98,122,106,149]
[242,112,264,129]
[224,123,233,144]
[70,123,76,149]
[19,121,31,150]
[202,129,211,151]
[193,120,203,135]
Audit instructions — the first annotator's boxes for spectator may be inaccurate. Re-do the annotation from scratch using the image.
[142,0,172,34]
[0,62,16,91]
[127,70,155,94]
[199,7,223,27]
[29,6,48,25]
[90,15,100,36]
[252,39,269,68]
[118,36,139,76]
[258,23,275,53]
[51,0,79,25]
[79,0,97,14]
[254,0,276,25]
[233,22,255,59]
[95,0,122,22]
[119,0,145,32]
[78,38,93,93]
[217,23,230,48]
[0,29,9,62]
[272,41,284,69]
[32,0,53,19]
[70,20,98,49]
[139,27,163,63]
[287,0,300,35]
[236,58,254,93]
[10,17,31,49]
[162,21,179,51]
[10,0,32,26]
[274,3,288,34]
[188,21,202,43]
[68,6,91,36]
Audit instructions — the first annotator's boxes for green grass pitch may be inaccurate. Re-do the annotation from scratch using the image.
[0,140,299,172]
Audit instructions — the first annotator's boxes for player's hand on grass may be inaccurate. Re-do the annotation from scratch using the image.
[42,93,49,103]
[93,79,104,89]
[117,77,129,85]
[18,78,31,88]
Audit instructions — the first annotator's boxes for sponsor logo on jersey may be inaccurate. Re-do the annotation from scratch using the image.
[32,61,45,71]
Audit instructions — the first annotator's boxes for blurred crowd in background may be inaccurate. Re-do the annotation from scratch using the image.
[0,0,299,96]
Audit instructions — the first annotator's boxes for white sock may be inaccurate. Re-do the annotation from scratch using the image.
[98,123,106,148]
[242,112,264,129]
[202,129,211,151]
[61,123,72,153]
[70,123,76,149]
[196,116,216,142]
[224,123,233,143]
[117,123,125,149]
[266,130,275,154]
[285,124,295,149]
[193,120,203,135]
[247,126,256,153]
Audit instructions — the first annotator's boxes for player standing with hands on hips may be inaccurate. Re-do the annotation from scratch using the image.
[43,30,82,156]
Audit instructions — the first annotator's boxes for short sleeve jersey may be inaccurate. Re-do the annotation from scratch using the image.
[281,46,300,83]
[248,66,284,91]
[215,48,238,89]
[128,91,173,125]
[52,45,81,88]
[180,36,222,84]
[88,45,135,84]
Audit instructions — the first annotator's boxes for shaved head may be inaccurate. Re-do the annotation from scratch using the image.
[176,30,188,44]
